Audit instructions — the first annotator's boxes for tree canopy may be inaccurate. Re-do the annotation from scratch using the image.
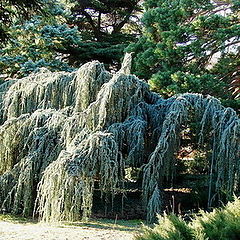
[0,12,80,77]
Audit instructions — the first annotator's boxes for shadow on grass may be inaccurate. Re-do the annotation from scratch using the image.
[63,218,144,232]
[0,214,37,224]
[0,214,143,232]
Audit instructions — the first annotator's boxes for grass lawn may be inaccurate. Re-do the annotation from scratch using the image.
[0,214,143,240]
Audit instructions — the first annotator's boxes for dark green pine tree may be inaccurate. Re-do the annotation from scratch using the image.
[64,0,143,68]
[128,0,240,109]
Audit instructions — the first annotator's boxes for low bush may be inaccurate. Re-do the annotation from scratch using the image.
[136,197,240,240]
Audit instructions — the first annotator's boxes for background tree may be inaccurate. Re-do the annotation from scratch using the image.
[0,2,81,78]
[0,0,143,78]
[128,0,240,110]
[0,0,48,44]
[65,0,143,68]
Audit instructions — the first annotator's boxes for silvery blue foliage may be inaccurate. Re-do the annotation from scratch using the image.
[0,56,239,223]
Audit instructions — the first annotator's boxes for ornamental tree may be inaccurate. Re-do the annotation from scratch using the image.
[0,56,239,223]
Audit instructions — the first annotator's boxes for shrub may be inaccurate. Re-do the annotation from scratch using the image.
[136,197,240,240]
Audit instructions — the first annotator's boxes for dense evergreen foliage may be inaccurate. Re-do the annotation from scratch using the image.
[64,0,142,67]
[0,16,80,77]
[0,0,49,44]
[0,1,82,78]
[0,0,142,77]
[128,0,240,109]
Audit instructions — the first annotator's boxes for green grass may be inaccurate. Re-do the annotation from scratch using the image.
[0,213,142,232]
[0,214,34,223]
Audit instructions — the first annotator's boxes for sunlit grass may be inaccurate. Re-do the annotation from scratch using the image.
[0,213,142,232]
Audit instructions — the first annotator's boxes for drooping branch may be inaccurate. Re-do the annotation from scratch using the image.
[0,56,239,223]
